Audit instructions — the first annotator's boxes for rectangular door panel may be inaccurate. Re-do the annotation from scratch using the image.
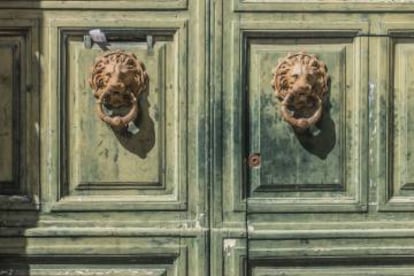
[40,9,208,227]
[252,268,414,276]
[247,33,368,213]
[376,21,414,212]
[221,237,414,276]
[233,0,414,12]
[220,16,369,228]
[0,0,187,10]
[68,41,165,186]
[51,24,187,212]
[0,236,207,276]
[222,20,369,215]
[0,20,39,210]
[0,38,18,186]
[247,238,414,276]
[388,37,414,209]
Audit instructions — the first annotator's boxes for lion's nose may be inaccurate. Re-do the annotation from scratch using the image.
[293,80,311,92]
[108,81,125,91]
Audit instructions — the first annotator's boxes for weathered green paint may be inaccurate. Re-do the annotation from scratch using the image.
[0,3,209,275]
[212,2,414,275]
[247,39,366,212]
[5,2,414,276]
[245,34,369,213]
[68,44,162,186]
[391,39,414,201]
[65,37,180,203]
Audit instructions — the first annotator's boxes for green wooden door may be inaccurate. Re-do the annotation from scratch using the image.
[3,1,414,275]
[0,3,209,275]
[212,1,414,275]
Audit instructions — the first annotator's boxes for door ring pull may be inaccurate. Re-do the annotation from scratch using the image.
[280,92,323,130]
[96,91,138,128]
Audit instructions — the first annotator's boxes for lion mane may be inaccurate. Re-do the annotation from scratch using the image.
[89,50,148,104]
[271,52,329,102]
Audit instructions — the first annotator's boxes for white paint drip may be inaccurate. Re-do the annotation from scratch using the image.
[127,121,140,135]
[34,122,40,136]
[224,239,237,256]
[195,213,205,228]
[248,225,254,233]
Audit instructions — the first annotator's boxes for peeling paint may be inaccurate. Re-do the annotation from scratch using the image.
[195,213,205,228]
[0,269,13,276]
[248,225,254,233]
[224,239,237,256]
[368,81,376,123]
[0,195,31,202]
[369,179,375,189]
[34,122,40,136]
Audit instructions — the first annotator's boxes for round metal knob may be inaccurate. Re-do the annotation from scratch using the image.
[248,153,261,168]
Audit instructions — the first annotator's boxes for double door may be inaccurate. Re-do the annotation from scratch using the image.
[2,1,414,275]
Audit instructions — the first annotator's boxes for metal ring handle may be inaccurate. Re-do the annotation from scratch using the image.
[280,91,322,130]
[96,91,138,128]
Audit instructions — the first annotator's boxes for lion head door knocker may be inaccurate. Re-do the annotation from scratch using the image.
[271,52,329,131]
[89,50,148,130]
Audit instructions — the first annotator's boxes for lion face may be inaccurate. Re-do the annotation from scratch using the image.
[89,50,148,128]
[89,51,148,109]
[272,52,329,129]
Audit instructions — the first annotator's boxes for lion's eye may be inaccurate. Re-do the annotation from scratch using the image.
[292,74,299,80]
[98,79,104,87]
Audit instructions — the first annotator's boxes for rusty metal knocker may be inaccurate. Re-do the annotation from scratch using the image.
[89,50,148,129]
[271,52,329,131]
